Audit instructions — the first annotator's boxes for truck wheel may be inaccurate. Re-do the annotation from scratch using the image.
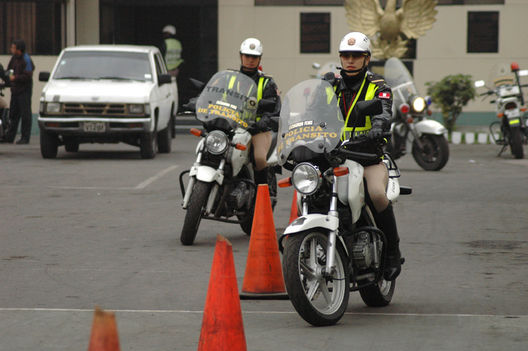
[140,131,157,159]
[157,118,172,153]
[40,130,58,159]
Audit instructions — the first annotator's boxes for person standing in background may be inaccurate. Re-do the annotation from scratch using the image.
[5,39,34,144]
[160,25,183,78]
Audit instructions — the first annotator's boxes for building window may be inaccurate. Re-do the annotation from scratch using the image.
[300,12,330,53]
[0,0,66,55]
[256,0,343,5]
[467,11,499,53]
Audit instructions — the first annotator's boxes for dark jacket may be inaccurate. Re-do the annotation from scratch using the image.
[240,68,281,132]
[334,69,393,164]
[335,69,392,134]
[7,53,34,95]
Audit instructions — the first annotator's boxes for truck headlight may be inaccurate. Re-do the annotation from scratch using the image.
[292,163,321,195]
[46,102,61,113]
[205,130,229,155]
[129,104,145,114]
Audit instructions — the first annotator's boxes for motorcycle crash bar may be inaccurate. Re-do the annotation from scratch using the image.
[277,166,350,188]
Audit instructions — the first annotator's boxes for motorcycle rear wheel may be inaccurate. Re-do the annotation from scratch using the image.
[180,181,211,245]
[412,134,449,171]
[509,127,524,159]
[283,232,350,326]
[359,278,395,307]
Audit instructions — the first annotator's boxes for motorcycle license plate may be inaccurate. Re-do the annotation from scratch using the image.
[505,108,520,118]
[83,122,106,133]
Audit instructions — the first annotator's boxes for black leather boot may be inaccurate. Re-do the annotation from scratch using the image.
[254,167,269,185]
[375,204,402,280]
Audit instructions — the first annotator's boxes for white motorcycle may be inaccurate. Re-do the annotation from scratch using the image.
[474,62,528,159]
[384,57,449,171]
[179,70,278,245]
[277,79,411,326]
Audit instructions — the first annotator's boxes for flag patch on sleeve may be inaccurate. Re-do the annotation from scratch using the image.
[378,92,391,99]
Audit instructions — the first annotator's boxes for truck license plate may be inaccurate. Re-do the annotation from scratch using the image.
[83,122,106,133]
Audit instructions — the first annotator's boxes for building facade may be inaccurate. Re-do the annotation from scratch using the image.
[1,0,526,119]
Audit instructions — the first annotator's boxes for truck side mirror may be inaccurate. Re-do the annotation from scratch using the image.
[39,71,50,82]
[158,74,172,86]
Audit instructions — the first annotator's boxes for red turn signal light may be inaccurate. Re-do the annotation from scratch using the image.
[497,113,504,118]
[521,107,527,112]
[406,117,414,124]
[400,104,410,114]
[427,109,432,116]
[333,167,349,177]
[190,128,202,137]
[511,62,520,72]
[235,143,247,151]
[278,177,292,188]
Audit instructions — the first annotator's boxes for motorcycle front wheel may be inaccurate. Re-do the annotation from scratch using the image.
[412,134,449,171]
[283,232,350,326]
[180,180,211,245]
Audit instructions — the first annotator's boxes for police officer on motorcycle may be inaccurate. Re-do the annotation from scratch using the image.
[328,32,402,280]
[238,38,281,186]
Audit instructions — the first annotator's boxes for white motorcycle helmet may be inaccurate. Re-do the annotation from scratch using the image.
[240,38,263,56]
[339,32,371,55]
[162,25,176,36]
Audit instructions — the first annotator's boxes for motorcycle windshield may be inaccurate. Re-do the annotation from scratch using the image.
[277,79,343,165]
[488,63,516,87]
[383,57,418,107]
[196,70,258,130]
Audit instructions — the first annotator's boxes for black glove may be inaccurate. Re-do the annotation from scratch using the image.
[255,116,271,132]
[367,120,384,140]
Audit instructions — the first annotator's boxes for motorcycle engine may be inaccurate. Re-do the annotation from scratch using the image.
[227,181,252,211]
[350,231,381,270]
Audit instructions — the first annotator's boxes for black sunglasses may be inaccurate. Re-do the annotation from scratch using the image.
[242,54,261,59]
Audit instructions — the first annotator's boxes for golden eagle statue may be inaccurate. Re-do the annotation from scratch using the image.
[345,0,437,59]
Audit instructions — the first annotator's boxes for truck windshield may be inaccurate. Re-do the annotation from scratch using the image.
[53,51,153,82]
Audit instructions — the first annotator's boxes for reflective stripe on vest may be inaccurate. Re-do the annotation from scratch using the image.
[340,74,379,140]
[256,76,269,120]
[164,38,183,70]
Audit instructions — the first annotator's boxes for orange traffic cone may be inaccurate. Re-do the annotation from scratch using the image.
[240,184,288,299]
[288,191,299,224]
[88,307,121,351]
[198,235,247,351]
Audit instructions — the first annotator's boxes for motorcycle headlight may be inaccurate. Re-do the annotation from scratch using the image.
[205,130,229,155]
[412,97,426,113]
[292,163,321,195]
[46,102,61,113]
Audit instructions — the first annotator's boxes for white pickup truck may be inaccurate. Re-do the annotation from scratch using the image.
[38,45,178,159]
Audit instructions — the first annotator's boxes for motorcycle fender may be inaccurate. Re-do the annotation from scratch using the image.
[191,165,224,185]
[415,119,447,136]
[283,213,339,235]
[336,159,364,224]
[230,130,251,176]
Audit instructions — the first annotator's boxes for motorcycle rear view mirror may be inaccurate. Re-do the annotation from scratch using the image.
[189,77,205,91]
[474,80,486,88]
[356,99,382,116]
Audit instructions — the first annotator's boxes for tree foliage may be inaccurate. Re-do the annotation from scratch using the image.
[426,74,476,133]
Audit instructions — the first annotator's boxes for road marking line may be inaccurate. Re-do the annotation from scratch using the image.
[0,308,524,318]
[134,165,179,189]
[47,165,179,190]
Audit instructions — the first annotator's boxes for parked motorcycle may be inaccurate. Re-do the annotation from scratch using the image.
[179,70,279,245]
[383,57,449,171]
[277,78,411,326]
[474,62,528,159]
